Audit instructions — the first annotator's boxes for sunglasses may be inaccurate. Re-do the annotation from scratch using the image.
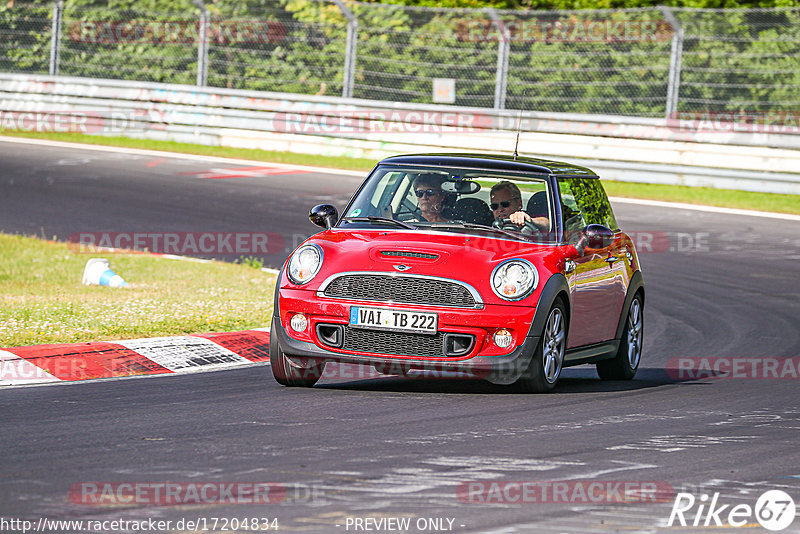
[490,199,517,210]
[415,189,440,198]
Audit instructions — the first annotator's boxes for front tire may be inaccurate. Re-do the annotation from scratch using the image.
[597,293,643,380]
[270,328,324,387]
[515,300,567,393]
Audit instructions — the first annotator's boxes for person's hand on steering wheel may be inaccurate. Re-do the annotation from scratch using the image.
[494,212,549,238]
[493,216,538,236]
[509,210,531,227]
[511,211,549,233]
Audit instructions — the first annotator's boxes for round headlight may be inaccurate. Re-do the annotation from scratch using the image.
[287,244,323,285]
[491,259,538,301]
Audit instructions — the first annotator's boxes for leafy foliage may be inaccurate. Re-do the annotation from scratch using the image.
[363,0,799,9]
[2,0,798,116]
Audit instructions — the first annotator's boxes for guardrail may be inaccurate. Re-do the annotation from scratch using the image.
[1,73,798,195]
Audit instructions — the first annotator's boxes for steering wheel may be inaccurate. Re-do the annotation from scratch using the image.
[394,201,421,221]
[493,218,543,238]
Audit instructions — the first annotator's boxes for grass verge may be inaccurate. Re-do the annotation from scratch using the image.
[1,130,797,215]
[0,233,276,347]
[603,181,799,215]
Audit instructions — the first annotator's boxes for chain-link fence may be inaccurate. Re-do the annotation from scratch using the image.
[676,8,800,115]
[60,6,197,85]
[0,3,51,75]
[1,1,799,118]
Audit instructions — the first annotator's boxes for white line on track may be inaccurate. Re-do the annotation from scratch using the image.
[609,196,800,222]
[1,135,796,220]
[0,135,364,177]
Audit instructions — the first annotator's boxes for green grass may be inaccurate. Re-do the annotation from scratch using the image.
[1,130,797,214]
[0,233,276,347]
[514,179,798,215]
[602,181,800,215]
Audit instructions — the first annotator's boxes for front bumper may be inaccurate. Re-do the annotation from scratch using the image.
[273,290,542,384]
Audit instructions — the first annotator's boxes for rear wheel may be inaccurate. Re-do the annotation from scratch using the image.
[515,300,567,393]
[597,293,643,380]
[270,331,324,387]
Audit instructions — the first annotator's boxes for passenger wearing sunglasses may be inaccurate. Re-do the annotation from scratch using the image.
[490,181,549,232]
[412,175,451,223]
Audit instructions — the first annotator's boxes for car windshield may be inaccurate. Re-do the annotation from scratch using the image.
[339,165,556,243]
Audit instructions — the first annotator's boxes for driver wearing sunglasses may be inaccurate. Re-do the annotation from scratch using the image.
[490,181,549,232]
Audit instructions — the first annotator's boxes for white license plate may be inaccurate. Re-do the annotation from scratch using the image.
[349,306,437,335]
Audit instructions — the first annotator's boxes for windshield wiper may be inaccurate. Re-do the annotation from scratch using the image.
[340,216,418,230]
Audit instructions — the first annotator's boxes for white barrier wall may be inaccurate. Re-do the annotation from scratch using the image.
[1,73,798,194]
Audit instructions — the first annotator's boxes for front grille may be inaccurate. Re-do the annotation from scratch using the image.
[322,275,476,308]
[343,327,445,357]
[380,251,438,260]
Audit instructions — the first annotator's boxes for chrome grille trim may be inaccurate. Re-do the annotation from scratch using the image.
[316,272,484,309]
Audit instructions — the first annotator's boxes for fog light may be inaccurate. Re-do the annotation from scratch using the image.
[290,313,308,332]
[494,329,513,348]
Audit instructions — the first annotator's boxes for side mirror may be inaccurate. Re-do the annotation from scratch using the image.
[309,204,338,229]
[576,224,614,255]
[585,224,614,249]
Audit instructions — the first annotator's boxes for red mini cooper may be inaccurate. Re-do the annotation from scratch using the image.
[270,154,644,392]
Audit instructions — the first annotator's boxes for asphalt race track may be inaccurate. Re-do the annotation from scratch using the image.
[0,139,362,268]
[1,139,800,533]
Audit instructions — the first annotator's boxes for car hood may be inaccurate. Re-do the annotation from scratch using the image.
[287,228,569,305]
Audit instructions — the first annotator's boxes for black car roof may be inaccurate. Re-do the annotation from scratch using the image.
[378,153,597,176]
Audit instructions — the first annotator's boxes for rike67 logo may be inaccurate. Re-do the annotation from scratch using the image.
[668,490,796,531]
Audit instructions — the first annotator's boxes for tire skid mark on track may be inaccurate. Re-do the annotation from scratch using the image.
[606,434,757,453]
[383,412,689,447]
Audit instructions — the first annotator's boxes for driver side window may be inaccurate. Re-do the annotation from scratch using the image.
[557,176,618,244]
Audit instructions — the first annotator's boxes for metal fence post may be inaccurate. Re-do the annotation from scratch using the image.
[487,8,509,110]
[333,0,357,99]
[660,6,684,118]
[193,0,210,87]
[49,0,63,76]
